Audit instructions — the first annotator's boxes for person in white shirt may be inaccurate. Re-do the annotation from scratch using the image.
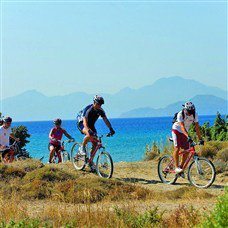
[0,116,20,163]
[172,102,204,174]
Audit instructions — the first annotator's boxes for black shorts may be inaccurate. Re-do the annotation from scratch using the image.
[48,143,61,152]
[77,122,97,135]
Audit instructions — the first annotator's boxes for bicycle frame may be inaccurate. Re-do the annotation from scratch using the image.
[87,135,104,164]
[165,143,197,174]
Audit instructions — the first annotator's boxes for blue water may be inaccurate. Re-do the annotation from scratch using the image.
[12,116,217,163]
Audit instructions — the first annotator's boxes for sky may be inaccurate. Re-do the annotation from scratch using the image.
[0,0,227,100]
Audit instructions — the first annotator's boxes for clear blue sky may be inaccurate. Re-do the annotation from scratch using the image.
[0,0,227,99]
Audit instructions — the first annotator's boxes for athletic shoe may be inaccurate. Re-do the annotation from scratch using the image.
[175,167,183,174]
[78,146,86,156]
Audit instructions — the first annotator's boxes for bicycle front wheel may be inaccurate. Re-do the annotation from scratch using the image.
[158,155,178,184]
[96,151,113,179]
[71,143,86,170]
[188,157,216,188]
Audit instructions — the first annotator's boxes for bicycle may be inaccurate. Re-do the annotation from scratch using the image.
[71,133,114,179]
[51,139,75,163]
[0,141,25,162]
[158,140,216,188]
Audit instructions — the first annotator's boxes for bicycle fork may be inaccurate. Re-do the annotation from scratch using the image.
[194,155,204,176]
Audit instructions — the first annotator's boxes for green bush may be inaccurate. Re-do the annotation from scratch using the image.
[216,148,228,162]
[189,112,227,142]
[200,188,228,227]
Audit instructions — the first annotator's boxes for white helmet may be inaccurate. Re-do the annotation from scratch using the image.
[183,101,195,113]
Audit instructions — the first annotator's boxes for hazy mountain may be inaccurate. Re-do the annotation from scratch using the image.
[120,95,227,118]
[1,76,227,121]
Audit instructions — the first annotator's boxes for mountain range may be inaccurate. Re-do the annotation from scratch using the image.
[1,76,227,121]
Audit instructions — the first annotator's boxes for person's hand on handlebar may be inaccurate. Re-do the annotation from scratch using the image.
[107,128,115,137]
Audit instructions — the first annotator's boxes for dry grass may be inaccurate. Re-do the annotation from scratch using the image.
[0,157,225,227]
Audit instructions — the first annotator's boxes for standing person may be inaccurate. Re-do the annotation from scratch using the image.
[77,95,115,171]
[0,116,20,163]
[48,118,74,163]
[172,102,204,174]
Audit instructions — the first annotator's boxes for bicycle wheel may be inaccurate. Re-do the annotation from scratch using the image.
[96,151,113,179]
[158,155,178,184]
[188,157,216,188]
[71,143,86,170]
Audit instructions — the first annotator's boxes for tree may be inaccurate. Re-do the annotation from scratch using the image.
[211,112,227,141]
[10,125,31,158]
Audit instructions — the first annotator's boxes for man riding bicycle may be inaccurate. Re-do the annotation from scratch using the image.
[77,95,115,171]
[0,116,20,163]
[48,118,74,163]
[172,102,204,174]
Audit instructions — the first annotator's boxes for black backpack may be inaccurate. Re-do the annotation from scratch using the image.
[172,109,195,124]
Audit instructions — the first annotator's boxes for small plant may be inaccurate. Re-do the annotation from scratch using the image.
[200,188,228,227]
[144,142,160,161]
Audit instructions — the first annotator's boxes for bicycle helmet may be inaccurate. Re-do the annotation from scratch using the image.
[183,101,195,114]
[53,118,62,125]
[93,95,104,105]
[3,116,12,123]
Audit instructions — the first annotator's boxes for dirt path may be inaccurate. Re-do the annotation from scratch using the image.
[113,160,227,195]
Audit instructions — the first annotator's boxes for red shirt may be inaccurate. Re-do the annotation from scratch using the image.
[50,127,64,145]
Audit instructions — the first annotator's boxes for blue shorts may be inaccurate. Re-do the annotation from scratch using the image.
[77,122,97,135]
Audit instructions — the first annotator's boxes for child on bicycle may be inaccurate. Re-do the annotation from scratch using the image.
[0,116,20,163]
[172,102,204,174]
[48,118,74,163]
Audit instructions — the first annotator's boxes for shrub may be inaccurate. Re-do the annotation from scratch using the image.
[200,188,228,227]
[200,145,217,159]
[144,142,160,161]
[216,148,228,162]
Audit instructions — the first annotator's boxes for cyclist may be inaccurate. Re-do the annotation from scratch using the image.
[0,116,20,163]
[172,102,204,174]
[48,118,74,163]
[77,95,115,171]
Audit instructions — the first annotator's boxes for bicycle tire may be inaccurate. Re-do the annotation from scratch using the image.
[96,151,113,179]
[188,157,216,188]
[158,155,178,184]
[71,143,86,170]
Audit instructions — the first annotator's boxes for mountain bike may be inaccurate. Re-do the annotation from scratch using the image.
[0,141,25,162]
[51,139,75,163]
[158,141,216,188]
[71,134,114,178]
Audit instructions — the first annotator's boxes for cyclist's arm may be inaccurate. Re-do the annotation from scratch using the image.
[179,122,188,138]
[62,129,73,139]
[102,116,113,130]
[10,133,19,142]
[195,122,202,140]
[49,128,55,140]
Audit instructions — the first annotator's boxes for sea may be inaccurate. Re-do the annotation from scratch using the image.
[12,115,218,163]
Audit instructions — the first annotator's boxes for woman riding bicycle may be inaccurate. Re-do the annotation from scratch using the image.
[0,116,20,163]
[172,102,204,174]
[48,118,74,163]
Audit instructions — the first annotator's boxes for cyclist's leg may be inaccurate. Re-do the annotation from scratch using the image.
[9,148,15,163]
[172,130,181,168]
[49,144,55,163]
[56,145,62,163]
[179,134,190,169]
